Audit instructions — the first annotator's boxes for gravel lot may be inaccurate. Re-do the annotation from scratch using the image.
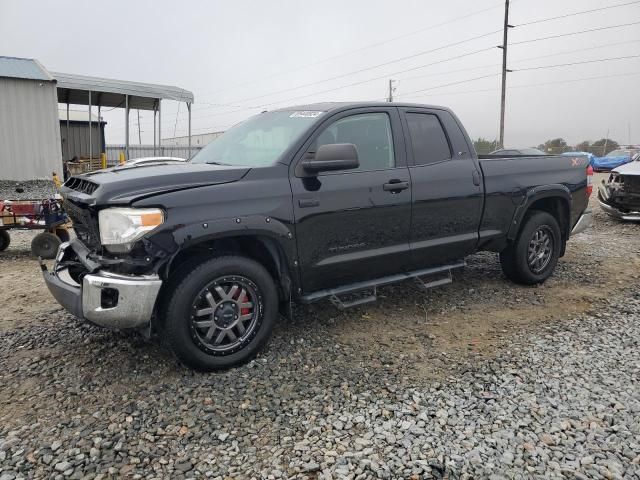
[1,176,640,479]
[0,181,58,201]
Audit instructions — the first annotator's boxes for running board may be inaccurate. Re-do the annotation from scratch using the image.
[301,261,465,309]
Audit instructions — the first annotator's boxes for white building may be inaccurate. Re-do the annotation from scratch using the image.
[0,56,62,180]
[163,131,224,147]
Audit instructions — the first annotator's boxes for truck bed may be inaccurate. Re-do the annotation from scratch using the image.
[476,154,590,249]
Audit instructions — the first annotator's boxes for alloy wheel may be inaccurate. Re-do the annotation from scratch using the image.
[189,276,261,355]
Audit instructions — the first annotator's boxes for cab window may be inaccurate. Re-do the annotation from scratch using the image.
[314,113,395,171]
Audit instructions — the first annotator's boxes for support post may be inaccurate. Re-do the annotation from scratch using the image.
[88,90,92,164]
[187,102,192,159]
[66,102,70,161]
[153,102,157,156]
[125,94,130,161]
[98,105,102,165]
[387,79,395,102]
[498,0,510,149]
[158,99,162,156]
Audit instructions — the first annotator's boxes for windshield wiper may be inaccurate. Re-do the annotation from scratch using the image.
[205,161,231,166]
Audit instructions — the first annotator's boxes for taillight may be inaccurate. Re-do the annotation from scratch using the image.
[586,165,593,197]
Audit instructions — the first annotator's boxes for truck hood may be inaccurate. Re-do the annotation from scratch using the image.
[62,162,251,205]
[612,161,640,176]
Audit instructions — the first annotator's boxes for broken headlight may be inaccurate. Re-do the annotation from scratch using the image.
[98,207,164,253]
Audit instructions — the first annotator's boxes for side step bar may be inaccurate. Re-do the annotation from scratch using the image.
[300,261,465,309]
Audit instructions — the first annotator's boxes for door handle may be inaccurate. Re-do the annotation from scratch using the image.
[299,198,319,208]
[383,180,409,192]
[472,170,480,186]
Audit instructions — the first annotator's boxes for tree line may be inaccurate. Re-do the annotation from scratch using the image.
[473,137,622,156]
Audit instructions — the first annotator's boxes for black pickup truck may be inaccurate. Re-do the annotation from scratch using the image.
[43,102,593,370]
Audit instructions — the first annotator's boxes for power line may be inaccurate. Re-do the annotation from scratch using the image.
[210,29,502,108]
[106,44,640,134]
[514,55,640,72]
[127,70,640,138]
[397,71,640,99]
[399,73,502,97]
[116,19,640,128]
[510,39,640,64]
[133,44,499,128]
[510,20,640,46]
[193,1,508,101]
[157,20,640,124]
[110,31,503,129]
[107,20,640,132]
[516,0,640,27]
[397,39,640,83]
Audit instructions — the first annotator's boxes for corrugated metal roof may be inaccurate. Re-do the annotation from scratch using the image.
[0,56,54,81]
[53,71,194,110]
[58,109,103,123]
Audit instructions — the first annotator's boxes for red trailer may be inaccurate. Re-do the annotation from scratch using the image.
[0,198,69,258]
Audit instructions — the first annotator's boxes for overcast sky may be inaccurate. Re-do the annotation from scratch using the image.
[2,0,639,147]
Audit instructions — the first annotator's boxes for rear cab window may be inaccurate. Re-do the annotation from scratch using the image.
[405,113,452,166]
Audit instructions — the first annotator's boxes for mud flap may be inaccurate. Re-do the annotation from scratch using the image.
[280,299,294,320]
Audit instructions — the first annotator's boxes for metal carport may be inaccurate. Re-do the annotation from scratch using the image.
[52,72,194,162]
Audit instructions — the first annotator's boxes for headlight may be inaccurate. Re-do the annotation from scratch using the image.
[98,207,164,253]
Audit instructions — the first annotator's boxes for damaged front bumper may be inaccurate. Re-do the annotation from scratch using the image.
[41,240,162,329]
[598,182,640,221]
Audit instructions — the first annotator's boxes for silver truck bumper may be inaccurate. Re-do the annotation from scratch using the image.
[42,243,162,329]
[571,209,592,236]
[598,200,640,221]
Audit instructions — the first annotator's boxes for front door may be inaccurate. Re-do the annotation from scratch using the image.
[291,107,412,293]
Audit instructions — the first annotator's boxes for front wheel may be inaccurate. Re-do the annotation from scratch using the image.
[500,211,562,285]
[162,255,278,371]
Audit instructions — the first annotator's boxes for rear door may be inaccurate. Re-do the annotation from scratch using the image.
[399,107,484,268]
[290,107,412,293]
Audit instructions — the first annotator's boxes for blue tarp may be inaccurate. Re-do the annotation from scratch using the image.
[592,154,632,171]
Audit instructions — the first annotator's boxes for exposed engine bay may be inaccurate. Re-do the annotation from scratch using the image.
[598,157,640,221]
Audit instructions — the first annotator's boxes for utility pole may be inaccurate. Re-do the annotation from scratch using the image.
[498,0,512,148]
[137,110,142,145]
[387,79,396,102]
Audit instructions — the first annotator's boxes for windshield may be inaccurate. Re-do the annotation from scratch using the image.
[191,110,323,167]
[606,149,630,157]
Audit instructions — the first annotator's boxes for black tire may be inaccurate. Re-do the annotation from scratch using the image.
[163,255,278,371]
[0,230,10,252]
[0,230,11,252]
[31,232,62,259]
[55,228,71,243]
[500,211,562,285]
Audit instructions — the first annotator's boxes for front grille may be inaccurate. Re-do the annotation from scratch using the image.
[623,175,640,194]
[64,177,99,195]
[63,199,101,248]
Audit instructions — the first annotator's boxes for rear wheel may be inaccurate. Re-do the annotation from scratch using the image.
[31,232,61,259]
[500,211,562,285]
[0,230,10,252]
[163,255,278,371]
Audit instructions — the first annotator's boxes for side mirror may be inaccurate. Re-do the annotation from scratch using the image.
[302,143,359,173]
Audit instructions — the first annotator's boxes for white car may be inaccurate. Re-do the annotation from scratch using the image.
[598,153,640,221]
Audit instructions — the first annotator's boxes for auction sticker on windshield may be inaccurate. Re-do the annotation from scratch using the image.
[289,111,324,118]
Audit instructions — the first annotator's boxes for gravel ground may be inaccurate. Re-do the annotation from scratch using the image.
[1,176,640,479]
[0,181,58,201]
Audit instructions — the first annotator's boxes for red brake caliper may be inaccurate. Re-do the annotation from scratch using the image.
[240,293,250,316]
